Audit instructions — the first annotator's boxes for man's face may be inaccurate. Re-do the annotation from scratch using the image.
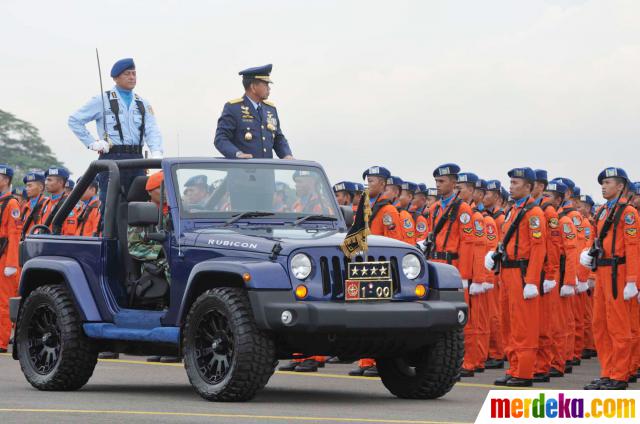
[184,185,208,205]
[473,188,485,205]
[367,176,385,197]
[483,190,498,208]
[509,178,531,200]
[398,190,413,207]
[413,193,427,209]
[601,178,624,200]
[455,183,474,202]
[81,187,97,202]
[352,192,362,206]
[295,176,316,197]
[114,69,136,90]
[25,181,43,199]
[435,176,455,197]
[250,80,270,101]
[0,175,9,190]
[383,185,400,201]
[542,191,561,208]
[633,196,640,210]
[532,181,545,198]
[64,187,73,195]
[148,187,162,205]
[45,176,65,194]
[334,191,351,206]
[426,195,438,208]
[576,200,591,217]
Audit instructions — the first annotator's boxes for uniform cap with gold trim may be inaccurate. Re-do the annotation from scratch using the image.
[239,64,273,83]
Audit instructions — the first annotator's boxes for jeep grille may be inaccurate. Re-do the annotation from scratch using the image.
[319,255,401,299]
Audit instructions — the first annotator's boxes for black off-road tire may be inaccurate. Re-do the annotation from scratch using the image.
[16,285,98,390]
[183,287,275,402]
[377,328,464,399]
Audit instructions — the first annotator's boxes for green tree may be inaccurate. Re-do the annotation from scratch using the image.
[0,109,63,186]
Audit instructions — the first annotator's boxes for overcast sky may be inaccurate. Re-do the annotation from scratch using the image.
[2,0,639,200]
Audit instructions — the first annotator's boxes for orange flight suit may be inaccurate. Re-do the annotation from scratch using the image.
[474,212,498,369]
[592,202,639,382]
[411,209,429,243]
[76,198,102,237]
[39,193,67,226]
[62,202,84,236]
[499,198,546,380]
[0,193,21,350]
[398,208,416,245]
[486,208,506,361]
[20,194,48,238]
[581,219,596,356]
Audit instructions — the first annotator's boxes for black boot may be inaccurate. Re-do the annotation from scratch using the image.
[603,379,628,390]
[98,352,119,359]
[570,358,581,366]
[628,375,637,383]
[584,377,610,390]
[564,365,573,374]
[159,356,180,363]
[294,359,319,372]
[506,377,533,387]
[146,356,162,362]
[549,368,564,378]
[363,366,379,377]
[460,368,475,377]
[533,373,550,383]
[494,375,512,386]
[278,360,300,371]
[485,358,505,369]
[348,366,368,376]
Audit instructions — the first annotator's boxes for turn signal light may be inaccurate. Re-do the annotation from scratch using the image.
[295,284,308,299]
[242,273,252,283]
[415,284,427,298]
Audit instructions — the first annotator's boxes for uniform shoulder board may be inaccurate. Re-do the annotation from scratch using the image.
[262,100,275,107]
[228,97,244,104]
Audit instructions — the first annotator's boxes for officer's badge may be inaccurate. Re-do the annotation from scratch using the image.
[383,214,393,226]
[626,228,637,237]
[11,208,20,219]
[529,216,541,229]
[459,213,471,224]
[474,220,484,232]
[585,227,591,238]
[403,218,413,229]
[532,231,542,239]
[407,231,415,238]
[549,218,559,229]
[572,216,582,226]
[416,222,427,233]
[563,223,572,234]
[266,113,278,131]
[487,225,495,235]
[244,129,253,141]
[625,213,635,225]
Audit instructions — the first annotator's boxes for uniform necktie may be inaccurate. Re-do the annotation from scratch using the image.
[256,104,263,121]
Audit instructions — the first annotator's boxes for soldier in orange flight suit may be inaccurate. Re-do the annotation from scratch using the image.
[409,184,430,242]
[20,171,48,239]
[39,167,71,229]
[76,178,102,237]
[332,181,356,207]
[0,165,22,352]
[383,176,416,245]
[628,184,640,380]
[487,167,547,387]
[583,168,639,390]
[398,181,422,245]
[577,194,597,360]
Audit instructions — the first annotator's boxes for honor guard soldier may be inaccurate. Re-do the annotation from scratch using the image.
[582,168,640,390]
[577,193,598,360]
[353,183,364,208]
[405,183,429,242]
[20,171,47,239]
[69,58,164,204]
[332,181,357,206]
[76,178,102,237]
[64,179,75,195]
[40,167,71,227]
[384,176,416,245]
[0,165,21,352]
[214,64,293,160]
[485,167,547,387]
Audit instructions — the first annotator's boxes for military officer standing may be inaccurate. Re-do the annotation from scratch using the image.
[214,64,293,160]
[69,58,164,203]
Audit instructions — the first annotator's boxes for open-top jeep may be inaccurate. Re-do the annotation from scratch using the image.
[10,158,467,401]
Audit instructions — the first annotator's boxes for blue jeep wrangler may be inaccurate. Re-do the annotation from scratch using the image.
[10,158,467,401]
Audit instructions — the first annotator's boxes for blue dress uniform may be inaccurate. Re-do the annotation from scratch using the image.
[214,64,292,159]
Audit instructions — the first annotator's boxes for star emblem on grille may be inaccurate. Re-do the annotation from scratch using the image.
[370,266,378,275]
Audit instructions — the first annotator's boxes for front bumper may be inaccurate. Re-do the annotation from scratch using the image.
[248,290,467,333]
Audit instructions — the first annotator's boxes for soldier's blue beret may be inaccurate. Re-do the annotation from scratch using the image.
[508,167,536,182]
[111,58,135,78]
[185,174,208,187]
[427,188,438,197]
[597,167,629,185]
[293,170,315,180]
[239,64,273,83]
[580,194,595,206]
[546,181,568,194]
[500,187,509,201]
[550,177,575,190]
[457,172,478,184]
[45,167,70,180]
[333,181,357,194]
[486,179,501,191]
[354,183,365,193]
[401,181,418,192]
[362,166,391,180]
[0,164,14,178]
[475,179,488,190]
[65,179,75,189]
[11,187,23,196]
[23,172,45,184]
[386,176,403,187]
[433,163,460,178]
[572,186,581,197]
[416,183,428,194]
[535,169,548,183]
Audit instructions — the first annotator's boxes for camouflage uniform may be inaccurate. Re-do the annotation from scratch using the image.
[127,224,170,281]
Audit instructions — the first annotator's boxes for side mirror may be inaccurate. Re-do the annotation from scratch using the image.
[339,205,354,230]
[128,202,160,226]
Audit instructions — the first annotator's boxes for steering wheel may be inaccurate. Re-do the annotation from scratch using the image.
[30,225,51,235]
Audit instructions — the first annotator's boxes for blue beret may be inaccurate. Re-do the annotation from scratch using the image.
[433,163,460,178]
[580,194,595,206]
[0,164,14,178]
[572,186,581,197]
[534,169,548,183]
[45,167,70,180]
[427,188,438,197]
[23,171,45,184]
[457,172,478,184]
[486,179,501,191]
[550,177,575,190]
[500,187,510,201]
[508,167,536,181]
[185,174,208,187]
[386,176,403,186]
[401,181,418,192]
[362,166,391,180]
[333,181,356,194]
[354,183,364,193]
[597,167,629,185]
[239,64,273,83]
[11,187,23,196]
[475,179,488,190]
[416,183,428,194]
[546,181,568,194]
[65,179,75,189]
[111,58,135,78]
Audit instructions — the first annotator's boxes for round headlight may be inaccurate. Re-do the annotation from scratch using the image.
[402,254,422,280]
[291,253,312,280]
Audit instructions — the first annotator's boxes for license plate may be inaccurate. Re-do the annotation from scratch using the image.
[345,279,393,301]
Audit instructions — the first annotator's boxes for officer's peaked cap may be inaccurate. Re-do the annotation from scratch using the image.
[239,64,273,83]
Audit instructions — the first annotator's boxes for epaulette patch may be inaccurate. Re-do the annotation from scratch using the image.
[228,97,244,104]
[262,100,275,107]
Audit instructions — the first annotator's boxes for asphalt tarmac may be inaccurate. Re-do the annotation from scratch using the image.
[0,352,609,424]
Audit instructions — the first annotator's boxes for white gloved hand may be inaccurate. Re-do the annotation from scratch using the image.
[523,283,539,300]
[580,249,594,268]
[484,251,495,271]
[624,282,639,301]
[461,279,469,289]
[4,267,17,277]
[469,282,484,296]
[88,140,110,153]
[150,150,163,159]
[576,281,589,294]
[560,285,575,297]
[482,282,494,292]
[543,280,557,294]
[588,279,595,289]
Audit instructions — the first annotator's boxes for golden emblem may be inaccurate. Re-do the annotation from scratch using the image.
[244,129,252,141]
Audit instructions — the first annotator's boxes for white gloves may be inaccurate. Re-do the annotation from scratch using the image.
[588,279,595,289]
[88,140,110,153]
[484,251,495,271]
[543,280,557,294]
[580,249,594,268]
[4,267,17,277]
[461,279,469,289]
[482,282,494,292]
[469,283,484,296]
[624,282,639,301]
[576,281,590,294]
[150,151,163,158]
[417,239,427,251]
[523,283,539,299]
[560,285,575,297]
